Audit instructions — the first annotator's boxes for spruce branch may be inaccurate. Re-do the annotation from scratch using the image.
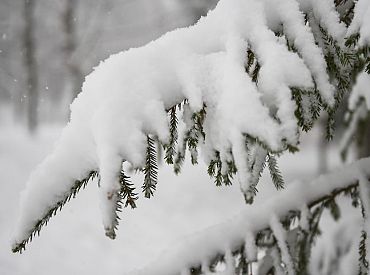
[207,151,236,187]
[245,49,255,74]
[359,230,369,274]
[12,171,98,253]
[142,135,158,198]
[267,154,285,190]
[119,170,138,209]
[164,106,178,164]
[184,181,362,274]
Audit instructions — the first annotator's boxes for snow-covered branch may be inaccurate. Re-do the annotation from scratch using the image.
[129,157,370,275]
[11,0,370,258]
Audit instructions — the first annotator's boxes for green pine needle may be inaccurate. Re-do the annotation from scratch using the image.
[142,136,158,198]
[165,106,178,164]
[359,230,369,274]
[267,154,284,190]
[12,171,98,253]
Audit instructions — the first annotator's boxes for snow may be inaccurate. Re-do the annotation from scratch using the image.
[263,0,336,106]
[0,122,246,275]
[13,0,339,250]
[298,0,346,43]
[348,71,370,111]
[9,0,370,273]
[244,230,257,262]
[270,214,294,275]
[310,210,362,275]
[348,0,370,46]
[131,155,370,275]
[0,117,352,274]
[299,204,310,232]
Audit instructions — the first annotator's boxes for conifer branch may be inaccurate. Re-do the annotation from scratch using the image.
[359,230,369,274]
[267,154,285,190]
[12,171,99,253]
[207,151,237,187]
[183,180,362,274]
[142,135,158,198]
[105,169,138,239]
[165,106,178,164]
[119,170,138,209]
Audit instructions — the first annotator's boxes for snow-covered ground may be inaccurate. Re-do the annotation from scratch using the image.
[0,117,343,274]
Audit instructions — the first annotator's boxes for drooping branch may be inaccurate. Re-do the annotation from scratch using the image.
[12,171,99,253]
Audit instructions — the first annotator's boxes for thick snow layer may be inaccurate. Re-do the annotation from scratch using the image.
[13,0,338,248]
[299,0,346,43]
[348,0,370,46]
[348,71,370,111]
[270,215,294,275]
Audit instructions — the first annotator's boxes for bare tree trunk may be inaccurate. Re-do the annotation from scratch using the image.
[63,0,82,100]
[23,0,38,133]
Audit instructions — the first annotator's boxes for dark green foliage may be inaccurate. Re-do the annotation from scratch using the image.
[245,48,261,83]
[106,168,138,239]
[325,197,341,221]
[251,62,260,83]
[235,246,250,275]
[326,109,336,141]
[189,265,202,275]
[173,138,186,174]
[12,171,99,253]
[207,151,237,187]
[179,104,207,166]
[345,33,360,48]
[164,106,178,164]
[119,170,137,209]
[291,88,322,132]
[267,154,284,190]
[359,230,369,275]
[186,180,365,274]
[142,135,158,198]
[245,49,255,74]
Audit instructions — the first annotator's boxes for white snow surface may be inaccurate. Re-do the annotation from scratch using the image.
[348,71,370,111]
[13,0,338,248]
[348,0,370,46]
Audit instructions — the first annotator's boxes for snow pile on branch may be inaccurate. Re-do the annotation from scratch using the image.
[129,157,370,275]
[12,0,340,251]
[311,216,362,275]
[348,72,370,111]
[347,0,370,46]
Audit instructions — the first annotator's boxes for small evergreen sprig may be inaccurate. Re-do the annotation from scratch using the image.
[184,105,206,165]
[359,230,369,275]
[207,151,237,187]
[164,106,178,164]
[105,169,138,239]
[186,180,363,275]
[291,88,322,132]
[142,135,158,198]
[119,170,138,209]
[12,171,99,253]
[267,154,285,191]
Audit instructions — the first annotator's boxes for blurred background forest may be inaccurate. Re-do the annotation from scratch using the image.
[0,0,218,131]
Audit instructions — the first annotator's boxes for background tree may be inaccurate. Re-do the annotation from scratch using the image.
[23,0,38,133]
